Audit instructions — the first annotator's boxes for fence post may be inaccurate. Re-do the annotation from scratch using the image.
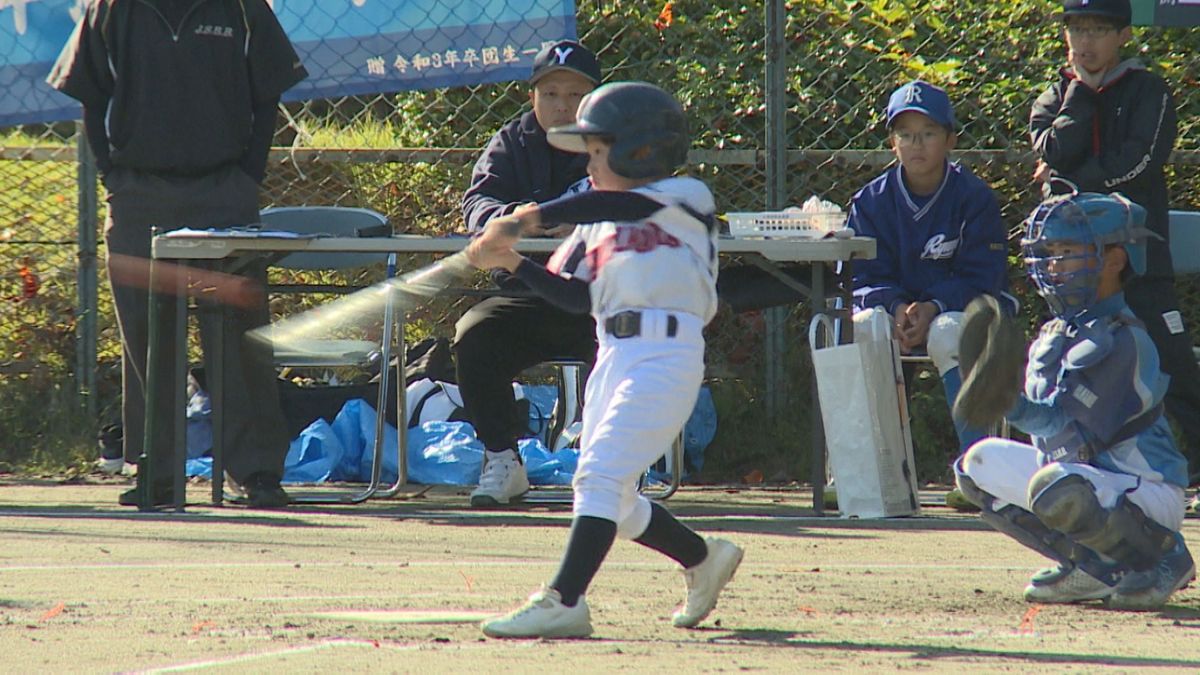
[75,123,98,420]
[763,0,788,418]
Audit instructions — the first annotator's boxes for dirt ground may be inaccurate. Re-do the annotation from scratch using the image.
[2,479,1199,674]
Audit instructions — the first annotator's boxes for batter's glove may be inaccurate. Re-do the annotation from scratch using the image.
[953,295,1027,430]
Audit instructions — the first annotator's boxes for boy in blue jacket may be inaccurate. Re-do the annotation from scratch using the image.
[849,80,1013,459]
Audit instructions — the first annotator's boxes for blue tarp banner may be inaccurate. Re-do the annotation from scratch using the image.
[0,0,576,127]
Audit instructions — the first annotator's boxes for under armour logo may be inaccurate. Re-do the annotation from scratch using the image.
[904,84,924,105]
[553,46,574,64]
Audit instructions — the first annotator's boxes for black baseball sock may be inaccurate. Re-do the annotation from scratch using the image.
[550,516,617,607]
[634,502,708,568]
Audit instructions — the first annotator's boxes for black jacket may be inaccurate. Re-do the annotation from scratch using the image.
[461,111,589,233]
[48,0,307,177]
[1030,59,1177,277]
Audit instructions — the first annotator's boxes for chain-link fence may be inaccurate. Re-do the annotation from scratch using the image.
[2,0,1199,479]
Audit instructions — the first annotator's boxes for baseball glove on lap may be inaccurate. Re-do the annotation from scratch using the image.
[953,295,1027,430]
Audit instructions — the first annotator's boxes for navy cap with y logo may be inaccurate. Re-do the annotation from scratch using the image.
[1059,0,1132,26]
[886,80,957,129]
[530,40,601,85]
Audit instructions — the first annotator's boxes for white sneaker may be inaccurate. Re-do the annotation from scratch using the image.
[481,587,593,639]
[672,537,744,628]
[1023,565,1119,603]
[470,449,529,507]
[95,457,125,475]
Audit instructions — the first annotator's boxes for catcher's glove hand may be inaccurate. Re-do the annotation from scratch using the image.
[953,295,1027,430]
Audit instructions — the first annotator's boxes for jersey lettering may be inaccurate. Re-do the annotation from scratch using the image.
[194,24,235,38]
[921,233,960,260]
[613,222,681,253]
[585,222,682,275]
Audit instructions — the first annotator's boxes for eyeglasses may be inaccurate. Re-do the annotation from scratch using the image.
[1064,25,1118,39]
[891,129,945,148]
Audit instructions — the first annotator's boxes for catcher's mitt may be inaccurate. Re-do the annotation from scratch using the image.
[953,295,1027,429]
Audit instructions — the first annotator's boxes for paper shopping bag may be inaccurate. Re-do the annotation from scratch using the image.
[809,313,920,518]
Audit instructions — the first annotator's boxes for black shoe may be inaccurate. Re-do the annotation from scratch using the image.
[118,484,175,508]
[243,472,290,508]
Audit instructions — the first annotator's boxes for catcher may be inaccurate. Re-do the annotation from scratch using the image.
[953,191,1193,610]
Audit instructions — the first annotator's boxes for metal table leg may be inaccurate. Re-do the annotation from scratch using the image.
[811,263,827,515]
[289,253,404,504]
[138,249,188,512]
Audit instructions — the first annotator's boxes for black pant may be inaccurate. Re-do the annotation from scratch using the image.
[453,295,596,452]
[1126,276,1200,478]
[104,165,289,481]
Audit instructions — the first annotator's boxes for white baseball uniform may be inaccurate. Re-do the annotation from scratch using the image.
[540,176,718,537]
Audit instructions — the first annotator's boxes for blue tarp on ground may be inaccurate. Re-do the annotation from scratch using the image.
[185,384,717,486]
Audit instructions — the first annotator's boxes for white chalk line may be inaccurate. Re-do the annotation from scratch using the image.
[0,559,1032,573]
[134,639,418,673]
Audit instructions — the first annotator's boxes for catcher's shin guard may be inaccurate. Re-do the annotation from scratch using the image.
[1028,469,1176,572]
[956,469,1091,569]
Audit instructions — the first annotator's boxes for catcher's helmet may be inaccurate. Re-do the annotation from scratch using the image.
[1021,191,1153,319]
[547,81,689,179]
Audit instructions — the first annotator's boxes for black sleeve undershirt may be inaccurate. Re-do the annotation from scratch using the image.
[507,190,665,313]
[513,258,591,314]
[537,190,662,226]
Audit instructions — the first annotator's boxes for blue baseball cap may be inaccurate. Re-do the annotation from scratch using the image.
[886,81,957,130]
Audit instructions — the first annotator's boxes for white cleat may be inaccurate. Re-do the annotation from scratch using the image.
[470,449,530,507]
[672,537,744,628]
[481,587,593,639]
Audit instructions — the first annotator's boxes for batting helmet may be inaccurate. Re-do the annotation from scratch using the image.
[1021,191,1153,319]
[547,81,689,179]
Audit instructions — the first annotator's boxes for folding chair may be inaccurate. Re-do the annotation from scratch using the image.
[213,205,401,505]
[524,357,685,504]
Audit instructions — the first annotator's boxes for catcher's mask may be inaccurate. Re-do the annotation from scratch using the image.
[1021,191,1152,320]
[546,81,689,179]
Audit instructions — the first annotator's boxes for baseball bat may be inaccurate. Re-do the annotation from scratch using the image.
[249,218,526,351]
[108,253,265,309]
[248,250,475,350]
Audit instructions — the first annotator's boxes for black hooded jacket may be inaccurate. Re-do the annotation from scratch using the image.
[461,110,589,233]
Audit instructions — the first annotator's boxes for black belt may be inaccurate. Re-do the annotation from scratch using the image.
[604,311,678,339]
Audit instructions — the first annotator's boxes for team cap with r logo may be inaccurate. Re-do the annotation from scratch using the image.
[885,80,957,130]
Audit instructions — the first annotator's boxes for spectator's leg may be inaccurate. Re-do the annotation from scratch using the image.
[926,311,986,454]
[1125,276,1200,481]
[454,296,596,453]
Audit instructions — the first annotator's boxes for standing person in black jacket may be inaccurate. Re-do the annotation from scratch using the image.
[1031,0,1200,484]
[456,40,601,507]
[48,0,308,507]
